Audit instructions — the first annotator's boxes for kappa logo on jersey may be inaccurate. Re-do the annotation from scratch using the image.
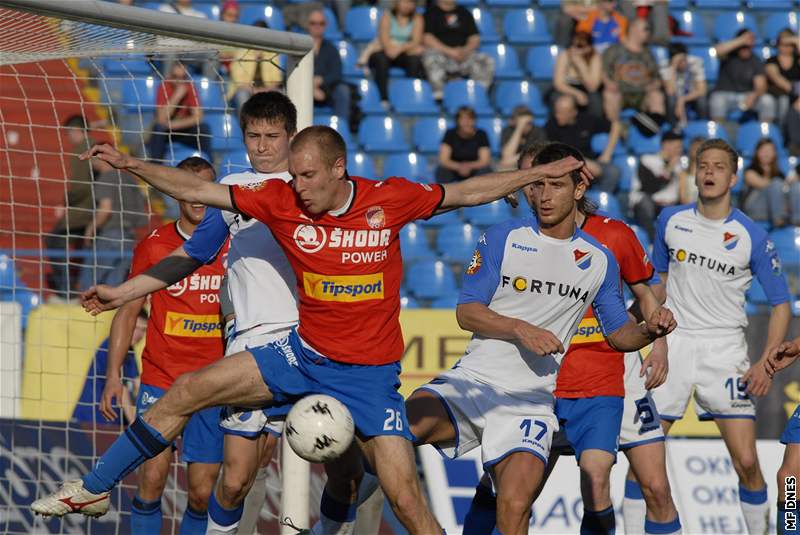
[294,224,327,253]
[511,243,538,253]
[570,318,605,344]
[674,224,693,233]
[573,249,592,270]
[766,240,776,253]
[479,233,487,245]
[466,250,482,275]
[164,312,223,337]
[501,275,589,302]
[366,206,386,229]
[723,232,739,250]
[771,255,783,275]
[303,272,385,302]
[669,248,736,275]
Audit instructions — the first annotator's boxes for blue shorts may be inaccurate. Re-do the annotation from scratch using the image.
[555,396,623,461]
[781,406,800,445]
[249,328,413,441]
[136,383,224,464]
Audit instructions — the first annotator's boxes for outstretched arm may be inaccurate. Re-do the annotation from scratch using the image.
[437,157,592,213]
[606,307,676,353]
[81,144,233,209]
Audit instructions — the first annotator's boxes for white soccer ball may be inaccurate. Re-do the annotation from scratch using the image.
[285,395,355,463]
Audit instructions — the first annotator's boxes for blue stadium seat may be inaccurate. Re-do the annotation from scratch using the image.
[193,3,220,19]
[671,11,710,45]
[337,41,361,79]
[383,153,431,182]
[463,199,513,227]
[746,279,769,305]
[358,116,409,152]
[400,222,435,263]
[630,224,652,252]
[695,0,743,8]
[471,7,499,44]
[480,44,523,80]
[476,117,503,155]
[207,113,243,151]
[2,289,40,329]
[504,9,551,45]
[628,129,662,155]
[538,0,563,6]
[688,46,720,82]
[668,0,690,7]
[713,11,757,42]
[401,294,420,309]
[487,0,530,8]
[313,114,354,148]
[166,145,211,166]
[586,191,624,220]
[650,46,669,67]
[101,57,153,76]
[613,155,637,192]
[220,150,251,175]
[748,0,796,10]
[494,80,546,117]
[121,76,159,111]
[443,80,492,116]
[355,78,386,115]
[431,295,459,309]
[683,120,729,146]
[345,6,381,42]
[436,223,481,263]
[769,227,800,268]
[347,151,376,177]
[736,121,784,157]
[527,45,560,81]
[0,254,19,291]
[763,12,799,43]
[412,117,451,154]
[323,7,343,40]
[421,207,462,227]
[389,78,439,115]
[591,134,626,159]
[196,78,227,112]
[239,4,284,28]
[406,260,457,299]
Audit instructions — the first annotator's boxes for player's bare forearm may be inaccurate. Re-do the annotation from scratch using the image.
[107,299,145,380]
[629,282,662,323]
[456,302,521,340]
[760,302,792,360]
[607,321,659,352]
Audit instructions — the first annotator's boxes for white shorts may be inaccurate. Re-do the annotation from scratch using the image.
[619,350,665,449]
[417,367,557,469]
[651,330,755,422]
[219,326,294,437]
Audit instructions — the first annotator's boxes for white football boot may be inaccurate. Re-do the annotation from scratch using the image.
[31,479,110,517]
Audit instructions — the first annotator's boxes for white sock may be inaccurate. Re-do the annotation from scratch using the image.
[739,484,769,535]
[206,516,240,535]
[311,473,380,535]
[624,479,647,535]
[238,465,269,535]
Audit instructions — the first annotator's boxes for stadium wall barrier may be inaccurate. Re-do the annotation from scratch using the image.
[419,439,787,534]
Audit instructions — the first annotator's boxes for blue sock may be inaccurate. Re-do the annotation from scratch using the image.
[645,516,682,534]
[779,501,799,535]
[625,479,644,500]
[739,484,768,505]
[581,506,616,535]
[320,489,357,523]
[180,503,209,535]
[463,483,500,535]
[131,495,162,535]
[82,417,170,494]
[208,490,244,528]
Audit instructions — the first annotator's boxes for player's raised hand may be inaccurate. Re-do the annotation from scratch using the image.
[742,360,772,397]
[513,320,564,356]
[81,284,126,315]
[641,337,669,390]
[99,378,125,422]
[645,306,676,338]
[765,340,800,376]
[535,156,594,186]
[80,143,134,170]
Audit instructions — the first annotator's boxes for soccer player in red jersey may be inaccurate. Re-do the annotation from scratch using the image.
[98,157,227,535]
[33,126,590,533]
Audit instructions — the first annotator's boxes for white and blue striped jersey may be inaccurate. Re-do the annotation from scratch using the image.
[456,217,629,405]
[183,170,298,334]
[652,204,790,334]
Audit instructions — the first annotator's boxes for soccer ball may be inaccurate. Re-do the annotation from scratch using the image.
[285,395,355,463]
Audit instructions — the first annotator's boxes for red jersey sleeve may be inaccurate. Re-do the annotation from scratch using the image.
[612,221,654,285]
[155,82,170,107]
[383,177,444,225]
[229,179,285,224]
[128,235,155,279]
[184,83,200,108]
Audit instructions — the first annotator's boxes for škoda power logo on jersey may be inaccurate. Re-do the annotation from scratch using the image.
[293,223,393,264]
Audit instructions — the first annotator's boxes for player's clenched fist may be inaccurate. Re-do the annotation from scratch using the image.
[81,284,126,315]
[80,143,134,170]
[644,307,676,338]
[513,319,565,356]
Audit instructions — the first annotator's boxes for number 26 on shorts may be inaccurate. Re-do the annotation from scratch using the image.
[383,408,404,431]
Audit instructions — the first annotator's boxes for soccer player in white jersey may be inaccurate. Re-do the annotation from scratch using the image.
[648,138,791,534]
[406,142,677,535]
[83,92,302,534]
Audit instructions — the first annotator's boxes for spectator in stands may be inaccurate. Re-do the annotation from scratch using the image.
[545,94,622,193]
[710,30,775,123]
[678,136,704,204]
[220,0,238,23]
[618,0,670,46]
[602,18,666,126]
[47,115,98,300]
[227,21,284,111]
[422,0,494,101]
[661,42,707,127]
[765,29,800,123]
[786,98,800,156]
[157,0,205,19]
[368,0,426,106]
[632,130,683,237]
[499,106,546,170]
[157,0,218,79]
[308,9,352,120]
[575,0,627,54]
[435,106,492,183]
[77,157,148,292]
[553,31,604,119]
[73,310,145,426]
[555,1,595,49]
[743,138,800,228]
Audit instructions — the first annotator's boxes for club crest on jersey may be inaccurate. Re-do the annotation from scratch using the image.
[294,224,327,253]
[466,250,482,275]
[167,279,188,297]
[366,206,385,229]
[723,232,739,250]
[573,249,592,270]
[239,180,268,191]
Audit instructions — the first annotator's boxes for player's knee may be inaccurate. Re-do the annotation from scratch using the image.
[386,486,424,522]
[187,487,212,512]
[138,465,168,496]
[496,493,532,525]
[640,477,673,512]
[732,450,760,480]
[220,473,252,504]
[581,464,611,497]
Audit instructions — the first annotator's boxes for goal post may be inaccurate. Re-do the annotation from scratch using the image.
[0,1,314,532]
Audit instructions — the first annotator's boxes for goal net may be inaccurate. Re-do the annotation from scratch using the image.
[0,1,317,533]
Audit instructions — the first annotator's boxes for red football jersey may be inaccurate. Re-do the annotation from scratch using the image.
[231,176,444,365]
[555,213,654,398]
[130,222,227,389]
